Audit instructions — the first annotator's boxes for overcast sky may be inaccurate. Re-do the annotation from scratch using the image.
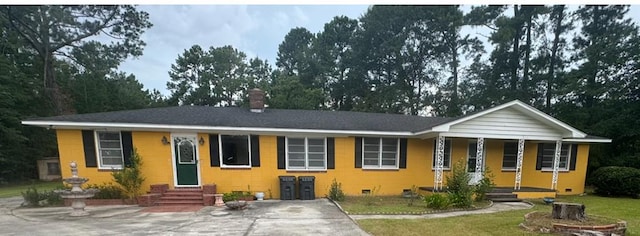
[118,5,640,96]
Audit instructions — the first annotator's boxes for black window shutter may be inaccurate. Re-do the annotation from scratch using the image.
[277,136,285,169]
[399,138,408,169]
[327,138,335,169]
[569,144,578,171]
[250,135,260,167]
[82,130,97,167]
[536,143,544,170]
[120,131,133,167]
[209,134,220,167]
[354,137,362,168]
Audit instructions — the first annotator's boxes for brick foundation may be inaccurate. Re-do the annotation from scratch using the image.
[203,194,215,206]
[203,184,217,194]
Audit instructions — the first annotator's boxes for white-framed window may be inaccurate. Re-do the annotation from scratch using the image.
[219,135,251,167]
[286,137,326,170]
[502,142,518,170]
[362,138,399,169]
[95,131,124,169]
[541,143,571,171]
[432,138,452,169]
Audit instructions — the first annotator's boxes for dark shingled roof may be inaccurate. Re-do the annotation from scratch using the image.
[26,106,456,132]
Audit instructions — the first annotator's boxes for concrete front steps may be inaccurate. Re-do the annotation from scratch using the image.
[156,188,204,206]
[486,192,522,202]
[486,188,523,203]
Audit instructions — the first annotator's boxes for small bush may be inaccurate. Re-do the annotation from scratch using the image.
[86,183,125,199]
[44,191,63,206]
[405,185,420,207]
[362,185,381,206]
[590,166,640,198]
[327,178,345,201]
[112,148,145,200]
[21,187,42,207]
[223,192,240,202]
[21,187,63,207]
[473,167,495,201]
[424,193,449,209]
[446,160,473,208]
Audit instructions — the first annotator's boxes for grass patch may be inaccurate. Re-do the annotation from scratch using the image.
[0,180,63,198]
[340,195,490,214]
[357,195,639,236]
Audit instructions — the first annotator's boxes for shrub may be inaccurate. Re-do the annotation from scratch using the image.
[86,183,125,199]
[223,192,240,202]
[43,190,63,206]
[112,148,145,200]
[21,187,63,207]
[424,193,449,210]
[473,167,495,201]
[446,160,473,208]
[362,185,381,206]
[327,178,345,201]
[21,187,42,207]
[405,185,420,206]
[590,166,640,198]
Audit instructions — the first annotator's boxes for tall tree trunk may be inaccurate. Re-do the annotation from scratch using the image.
[585,6,600,110]
[522,9,533,102]
[510,6,521,92]
[546,5,565,112]
[450,43,460,116]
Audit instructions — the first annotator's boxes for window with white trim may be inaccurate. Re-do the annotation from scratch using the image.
[220,135,251,167]
[432,139,452,169]
[286,137,326,170]
[502,142,518,170]
[541,143,571,170]
[96,131,124,168]
[363,138,399,169]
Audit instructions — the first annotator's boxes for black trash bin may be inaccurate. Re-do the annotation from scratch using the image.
[279,176,296,200]
[298,176,315,200]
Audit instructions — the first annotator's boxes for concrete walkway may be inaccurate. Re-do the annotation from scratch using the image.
[0,196,533,235]
[349,202,534,220]
[0,197,368,236]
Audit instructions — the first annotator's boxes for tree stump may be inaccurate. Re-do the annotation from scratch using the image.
[552,202,586,221]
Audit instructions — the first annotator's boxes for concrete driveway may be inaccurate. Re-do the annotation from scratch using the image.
[0,197,369,236]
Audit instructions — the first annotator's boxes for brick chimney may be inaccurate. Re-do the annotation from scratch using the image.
[249,88,265,113]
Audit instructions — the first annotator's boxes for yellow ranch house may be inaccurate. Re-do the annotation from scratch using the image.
[22,89,611,201]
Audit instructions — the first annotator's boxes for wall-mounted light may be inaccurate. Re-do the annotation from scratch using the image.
[161,136,170,145]
[199,137,205,145]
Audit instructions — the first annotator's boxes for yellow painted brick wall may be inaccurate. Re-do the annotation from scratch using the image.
[56,129,591,197]
[201,136,436,198]
[484,140,516,187]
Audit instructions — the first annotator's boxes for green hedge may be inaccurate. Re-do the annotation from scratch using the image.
[590,166,640,198]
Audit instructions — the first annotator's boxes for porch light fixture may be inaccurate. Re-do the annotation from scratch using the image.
[199,137,205,145]
[161,136,170,145]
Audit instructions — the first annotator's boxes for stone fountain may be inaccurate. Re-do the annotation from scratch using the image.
[55,161,99,216]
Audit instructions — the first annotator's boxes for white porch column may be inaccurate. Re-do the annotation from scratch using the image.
[474,137,485,183]
[514,138,525,190]
[551,140,562,190]
[434,136,445,191]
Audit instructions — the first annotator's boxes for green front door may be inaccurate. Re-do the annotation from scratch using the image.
[173,135,199,186]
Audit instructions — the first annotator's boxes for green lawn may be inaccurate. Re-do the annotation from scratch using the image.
[357,195,639,236]
[0,181,63,198]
